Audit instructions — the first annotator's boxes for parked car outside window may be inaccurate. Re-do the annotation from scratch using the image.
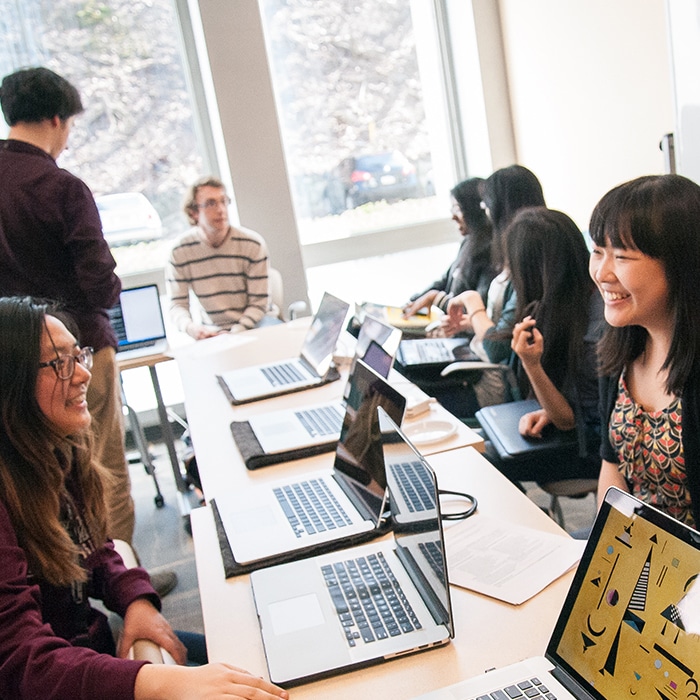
[325,151,421,213]
[96,192,163,247]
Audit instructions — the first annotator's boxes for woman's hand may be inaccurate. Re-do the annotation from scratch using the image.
[117,598,187,665]
[134,663,289,700]
[403,290,438,318]
[511,316,543,368]
[518,408,550,438]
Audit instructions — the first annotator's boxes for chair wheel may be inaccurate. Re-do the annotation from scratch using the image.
[154,494,165,508]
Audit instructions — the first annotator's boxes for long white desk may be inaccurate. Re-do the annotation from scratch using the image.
[175,321,576,699]
[173,319,484,500]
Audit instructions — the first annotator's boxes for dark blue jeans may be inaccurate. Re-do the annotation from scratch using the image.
[175,630,208,666]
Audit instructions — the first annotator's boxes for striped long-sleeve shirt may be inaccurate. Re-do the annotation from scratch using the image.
[166,225,270,332]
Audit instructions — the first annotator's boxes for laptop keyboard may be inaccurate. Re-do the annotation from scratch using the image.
[273,479,353,537]
[473,677,557,700]
[390,461,436,512]
[262,361,311,387]
[418,540,446,586]
[416,339,453,363]
[321,552,421,647]
[118,339,156,351]
[296,404,343,438]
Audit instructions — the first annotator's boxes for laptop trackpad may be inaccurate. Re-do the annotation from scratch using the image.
[269,593,325,635]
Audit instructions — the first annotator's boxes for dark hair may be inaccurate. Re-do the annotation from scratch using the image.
[450,177,492,239]
[0,296,106,585]
[506,207,595,391]
[183,175,226,225]
[482,165,546,270]
[589,174,700,395]
[0,67,83,126]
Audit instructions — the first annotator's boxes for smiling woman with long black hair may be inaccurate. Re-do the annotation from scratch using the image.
[0,296,288,700]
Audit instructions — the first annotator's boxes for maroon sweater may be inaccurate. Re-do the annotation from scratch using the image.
[0,139,120,351]
[0,499,159,699]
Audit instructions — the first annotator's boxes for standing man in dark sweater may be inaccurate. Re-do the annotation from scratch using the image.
[0,67,175,596]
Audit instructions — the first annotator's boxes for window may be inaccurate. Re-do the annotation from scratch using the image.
[259,0,456,247]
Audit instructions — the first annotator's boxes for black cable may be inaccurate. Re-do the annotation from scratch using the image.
[438,489,478,520]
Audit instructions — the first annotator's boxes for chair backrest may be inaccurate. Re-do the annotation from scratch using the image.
[268,267,284,320]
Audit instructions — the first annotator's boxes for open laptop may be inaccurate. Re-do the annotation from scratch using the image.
[108,284,168,360]
[396,337,478,369]
[217,291,350,404]
[250,409,453,687]
[215,360,406,567]
[245,315,401,456]
[413,486,700,700]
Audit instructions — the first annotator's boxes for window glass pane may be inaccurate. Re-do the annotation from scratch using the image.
[0,0,209,276]
[260,0,453,246]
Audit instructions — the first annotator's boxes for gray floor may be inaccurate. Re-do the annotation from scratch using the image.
[127,441,599,641]
[130,443,205,635]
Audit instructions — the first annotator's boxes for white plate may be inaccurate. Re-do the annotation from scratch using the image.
[403,418,457,446]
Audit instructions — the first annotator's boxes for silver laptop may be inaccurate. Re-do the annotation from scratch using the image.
[109,284,168,360]
[215,360,406,566]
[247,315,402,455]
[217,291,350,404]
[413,486,700,700]
[250,409,453,687]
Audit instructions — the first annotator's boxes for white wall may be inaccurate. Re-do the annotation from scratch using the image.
[498,0,674,229]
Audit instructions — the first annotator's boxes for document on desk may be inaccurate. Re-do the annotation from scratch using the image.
[444,514,585,605]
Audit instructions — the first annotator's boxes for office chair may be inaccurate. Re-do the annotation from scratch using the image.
[112,539,176,664]
[268,266,307,321]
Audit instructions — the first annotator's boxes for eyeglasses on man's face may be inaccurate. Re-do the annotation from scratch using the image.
[197,195,231,210]
[39,346,94,380]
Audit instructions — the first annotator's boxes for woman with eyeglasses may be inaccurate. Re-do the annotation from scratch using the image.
[401,177,494,318]
[0,296,288,699]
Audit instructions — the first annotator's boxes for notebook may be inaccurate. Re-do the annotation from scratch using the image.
[413,486,700,700]
[475,399,578,460]
[215,360,406,567]
[217,291,350,405]
[396,337,478,369]
[243,315,401,457]
[108,284,168,360]
[250,408,453,687]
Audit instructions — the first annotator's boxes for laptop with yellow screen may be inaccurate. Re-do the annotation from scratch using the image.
[414,487,700,700]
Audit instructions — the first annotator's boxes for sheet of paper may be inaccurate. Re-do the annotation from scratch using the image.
[444,513,585,605]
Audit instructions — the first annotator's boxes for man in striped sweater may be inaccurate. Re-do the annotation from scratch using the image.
[166,176,271,339]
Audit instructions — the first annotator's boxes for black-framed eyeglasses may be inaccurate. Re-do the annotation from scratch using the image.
[197,195,231,210]
[39,346,94,380]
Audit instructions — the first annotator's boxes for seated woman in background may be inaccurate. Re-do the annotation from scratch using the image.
[470,207,604,484]
[402,177,494,318]
[0,296,288,700]
[590,174,700,528]
[438,164,546,352]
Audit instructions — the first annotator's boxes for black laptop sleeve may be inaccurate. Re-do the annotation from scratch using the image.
[210,498,393,577]
[229,420,337,470]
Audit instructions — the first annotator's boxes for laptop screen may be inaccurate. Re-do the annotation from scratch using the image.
[300,292,349,374]
[353,314,402,378]
[332,360,405,522]
[108,284,166,349]
[380,407,453,637]
[547,487,700,699]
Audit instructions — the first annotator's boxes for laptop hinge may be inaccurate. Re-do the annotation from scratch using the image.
[332,472,385,525]
[548,662,596,700]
